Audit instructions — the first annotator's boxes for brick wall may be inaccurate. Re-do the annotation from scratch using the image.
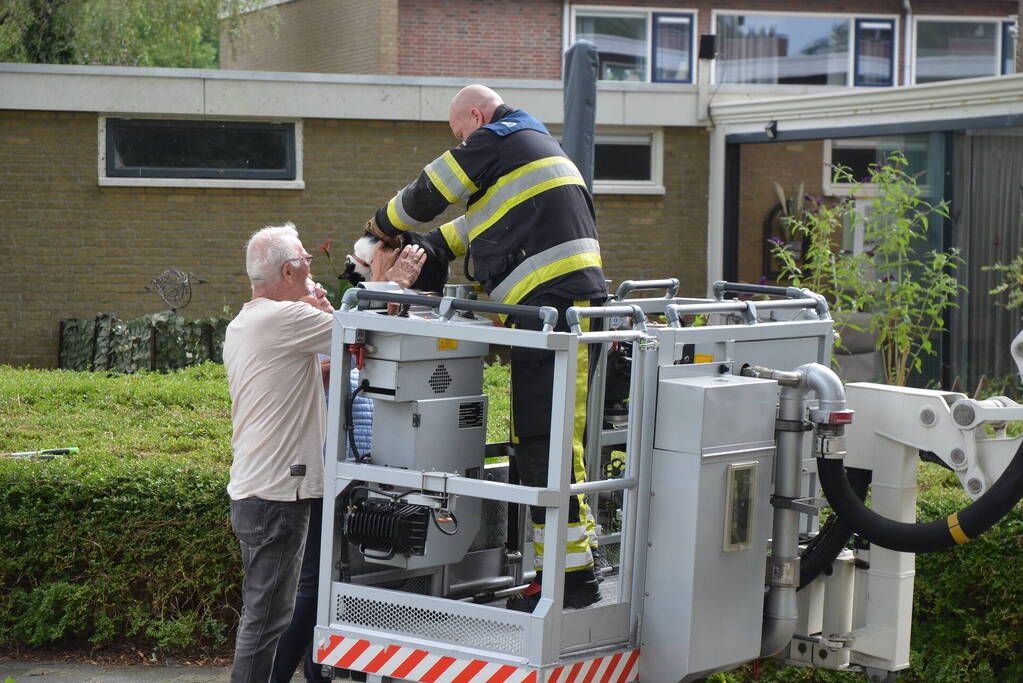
[0,110,707,368]
[398,0,563,79]
[220,0,398,74]
[736,140,826,284]
[594,128,710,292]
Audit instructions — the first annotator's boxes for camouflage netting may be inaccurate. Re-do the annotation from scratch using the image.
[59,311,229,373]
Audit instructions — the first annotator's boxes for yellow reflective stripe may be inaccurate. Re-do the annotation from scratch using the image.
[386,195,415,232]
[467,156,569,215]
[947,512,970,544]
[439,221,467,257]
[500,252,603,306]
[468,175,586,243]
[439,216,469,257]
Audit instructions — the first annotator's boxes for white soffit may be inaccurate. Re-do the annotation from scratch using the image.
[0,63,703,126]
[710,73,1023,136]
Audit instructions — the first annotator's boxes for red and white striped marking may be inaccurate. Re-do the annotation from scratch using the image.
[546,649,639,683]
[316,636,639,683]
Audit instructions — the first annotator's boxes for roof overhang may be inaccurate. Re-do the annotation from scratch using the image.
[0,62,707,127]
[704,73,1023,294]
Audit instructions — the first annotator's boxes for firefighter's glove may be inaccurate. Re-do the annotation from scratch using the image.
[365,216,401,249]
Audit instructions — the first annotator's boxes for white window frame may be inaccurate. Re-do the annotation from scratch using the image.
[709,9,900,87]
[592,129,664,195]
[822,137,932,198]
[911,15,1015,85]
[569,5,698,84]
[97,115,305,190]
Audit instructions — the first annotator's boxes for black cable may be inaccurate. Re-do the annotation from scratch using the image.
[431,507,459,536]
[816,437,1023,554]
[798,467,871,590]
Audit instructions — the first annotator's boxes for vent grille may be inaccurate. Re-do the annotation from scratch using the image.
[334,592,526,656]
[458,401,484,429]
[428,364,453,394]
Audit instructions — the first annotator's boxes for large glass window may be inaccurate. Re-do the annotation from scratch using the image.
[653,13,694,82]
[105,118,296,180]
[1002,21,1017,75]
[99,117,303,189]
[915,19,1002,83]
[855,19,895,86]
[715,14,851,85]
[591,131,664,195]
[574,10,694,83]
[576,12,648,82]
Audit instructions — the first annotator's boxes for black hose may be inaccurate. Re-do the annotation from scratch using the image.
[816,437,1023,553]
[346,379,370,462]
[798,467,871,590]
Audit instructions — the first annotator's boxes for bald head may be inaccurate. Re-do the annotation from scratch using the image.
[448,84,504,142]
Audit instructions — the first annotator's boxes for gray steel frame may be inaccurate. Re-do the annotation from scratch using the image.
[314,290,835,680]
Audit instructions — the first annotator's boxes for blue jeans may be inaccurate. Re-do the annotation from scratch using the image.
[230,497,311,683]
[271,497,330,682]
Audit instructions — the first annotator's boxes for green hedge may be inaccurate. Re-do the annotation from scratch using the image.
[1,365,1022,677]
[0,364,238,654]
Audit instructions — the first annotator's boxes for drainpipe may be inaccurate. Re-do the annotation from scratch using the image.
[903,0,913,86]
[743,362,849,657]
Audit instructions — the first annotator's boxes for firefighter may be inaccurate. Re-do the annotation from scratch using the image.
[366,84,606,611]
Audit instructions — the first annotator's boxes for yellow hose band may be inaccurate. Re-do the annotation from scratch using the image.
[947,512,970,545]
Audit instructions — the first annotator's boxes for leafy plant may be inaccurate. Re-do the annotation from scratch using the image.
[984,247,1023,312]
[770,152,963,386]
[315,238,355,309]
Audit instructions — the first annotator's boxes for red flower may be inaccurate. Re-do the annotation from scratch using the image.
[319,238,331,256]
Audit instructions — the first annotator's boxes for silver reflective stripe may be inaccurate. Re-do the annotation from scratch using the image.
[532,523,590,544]
[465,157,583,242]
[425,151,477,203]
[450,215,471,249]
[489,238,601,303]
[391,185,426,230]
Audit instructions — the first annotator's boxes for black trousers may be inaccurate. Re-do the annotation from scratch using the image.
[508,294,604,571]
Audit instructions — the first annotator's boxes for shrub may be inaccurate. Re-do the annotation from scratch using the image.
[0,450,239,655]
[0,363,237,655]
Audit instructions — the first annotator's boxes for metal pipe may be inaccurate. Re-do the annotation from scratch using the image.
[447,574,515,599]
[760,361,848,656]
[742,364,802,387]
[570,477,637,495]
[761,383,806,656]
[576,331,653,345]
[625,336,660,643]
[801,362,847,418]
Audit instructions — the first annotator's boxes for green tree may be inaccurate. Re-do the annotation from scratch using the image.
[0,0,269,69]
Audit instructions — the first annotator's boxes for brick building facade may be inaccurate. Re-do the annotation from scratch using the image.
[223,0,1017,83]
[0,69,707,368]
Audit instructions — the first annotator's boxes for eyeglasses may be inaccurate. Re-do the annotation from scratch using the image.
[285,255,314,266]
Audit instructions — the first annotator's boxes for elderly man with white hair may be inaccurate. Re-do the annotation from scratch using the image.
[223,222,334,683]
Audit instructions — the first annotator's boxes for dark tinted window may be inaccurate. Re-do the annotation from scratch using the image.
[595,143,651,181]
[106,119,296,180]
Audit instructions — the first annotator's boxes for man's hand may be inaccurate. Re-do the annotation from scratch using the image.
[299,279,335,313]
[371,242,427,289]
[319,356,331,390]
